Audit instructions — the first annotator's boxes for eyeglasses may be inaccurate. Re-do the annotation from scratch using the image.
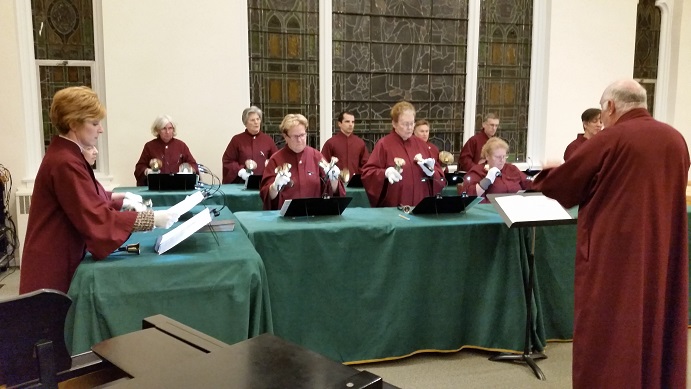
[491,154,507,160]
[288,133,307,141]
[398,121,415,129]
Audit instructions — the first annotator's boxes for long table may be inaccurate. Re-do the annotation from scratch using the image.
[114,184,458,212]
[65,207,273,354]
[234,205,545,363]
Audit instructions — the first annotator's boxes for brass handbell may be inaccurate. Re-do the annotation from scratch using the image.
[245,159,258,174]
[339,168,350,184]
[178,162,194,173]
[149,158,163,172]
[116,243,140,255]
[439,151,454,166]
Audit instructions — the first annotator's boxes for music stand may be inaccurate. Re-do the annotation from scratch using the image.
[245,174,262,190]
[147,174,198,191]
[410,195,479,215]
[444,171,465,186]
[346,174,363,188]
[280,197,352,217]
[486,193,576,380]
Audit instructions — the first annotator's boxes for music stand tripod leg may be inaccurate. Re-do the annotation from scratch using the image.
[489,226,546,380]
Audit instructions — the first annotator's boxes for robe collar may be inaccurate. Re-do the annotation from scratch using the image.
[614,108,651,126]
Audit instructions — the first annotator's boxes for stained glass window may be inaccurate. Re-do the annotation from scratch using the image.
[633,0,660,113]
[332,1,468,153]
[248,0,320,148]
[32,0,95,153]
[476,0,532,162]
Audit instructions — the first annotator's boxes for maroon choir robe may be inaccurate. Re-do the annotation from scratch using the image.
[563,133,586,161]
[426,141,440,164]
[461,163,532,203]
[533,108,689,389]
[222,130,278,184]
[20,137,138,294]
[320,131,370,175]
[134,137,198,186]
[260,146,346,210]
[361,131,445,207]
[458,131,490,172]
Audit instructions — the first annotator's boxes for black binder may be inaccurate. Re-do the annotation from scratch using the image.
[280,197,353,217]
[347,174,363,188]
[147,173,198,191]
[246,174,262,190]
[411,195,478,215]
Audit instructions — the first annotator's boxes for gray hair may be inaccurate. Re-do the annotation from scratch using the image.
[242,106,263,125]
[150,114,177,137]
[602,79,648,113]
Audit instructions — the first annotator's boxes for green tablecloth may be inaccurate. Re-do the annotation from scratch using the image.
[65,207,273,354]
[114,184,458,212]
[234,204,545,363]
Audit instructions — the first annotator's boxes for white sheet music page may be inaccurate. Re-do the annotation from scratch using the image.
[279,199,293,217]
[493,195,571,224]
[167,190,205,217]
[155,208,212,254]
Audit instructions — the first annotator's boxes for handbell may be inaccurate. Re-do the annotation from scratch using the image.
[149,158,163,172]
[179,162,194,173]
[117,243,140,255]
[439,151,454,166]
[245,159,258,174]
[339,168,350,184]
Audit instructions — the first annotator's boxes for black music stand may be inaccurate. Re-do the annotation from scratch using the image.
[346,174,363,188]
[411,195,478,215]
[486,193,576,380]
[147,173,198,191]
[279,197,352,217]
[245,175,262,190]
[444,171,465,185]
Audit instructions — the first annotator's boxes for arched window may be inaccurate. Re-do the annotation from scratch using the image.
[633,0,661,113]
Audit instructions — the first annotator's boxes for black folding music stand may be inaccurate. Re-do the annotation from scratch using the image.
[245,175,262,190]
[486,192,576,380]
[411,195,478,215]
[147,174,198,191]
[279,197,352,217]
[346,174,363,188]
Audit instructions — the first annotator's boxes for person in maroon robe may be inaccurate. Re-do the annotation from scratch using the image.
[21,87,178,294]
[222,106,278,184]
[134,114,198,186]
[260,114,345,210]
[533,79,689,389]
[460,137,532,203]
[321,111,370,177]
[361,102,445,208]
[458,113,499,172]
[413,119,441,164]
[563,108,603,160]
[83,145,147,211]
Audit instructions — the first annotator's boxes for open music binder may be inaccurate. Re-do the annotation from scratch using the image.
[279,197,352,217]
[486,192,574,228]
[148,173,198,191]
[411,195,480,215]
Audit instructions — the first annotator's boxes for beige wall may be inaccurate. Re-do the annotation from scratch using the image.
[102,0,250,187]
[673,1,691,140]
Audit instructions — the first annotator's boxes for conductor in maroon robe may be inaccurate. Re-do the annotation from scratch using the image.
[361,102,445,208]
[461,137,532,203]
[260,114,345,210]
[458,113,499,172]
[321,111,370,176]
[563,108,603,160]
[533,79,689,389]
[222,106,278,184]
[21,87,178,294]
[134,114,198,186]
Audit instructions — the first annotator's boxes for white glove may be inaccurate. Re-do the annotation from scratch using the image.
[124,192,143,203]
[384,167,403,184]
[486,167,501,184]
[145,168,158,175]
[324,164,340,181]
[274,172,292,191]
[417,158,435,177]
[238,168,251,181]
[153,210,178,229]
[122,198,147,212]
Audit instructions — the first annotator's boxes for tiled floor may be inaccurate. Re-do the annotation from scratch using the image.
[0,266,20,299]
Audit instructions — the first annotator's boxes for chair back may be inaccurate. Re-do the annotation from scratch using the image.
[0,289,72,387]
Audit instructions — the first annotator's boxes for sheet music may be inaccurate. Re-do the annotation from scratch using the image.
[279,199,293,217]
[155,208,212,254]
[167,190,205,217]
[493,195,571,223]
